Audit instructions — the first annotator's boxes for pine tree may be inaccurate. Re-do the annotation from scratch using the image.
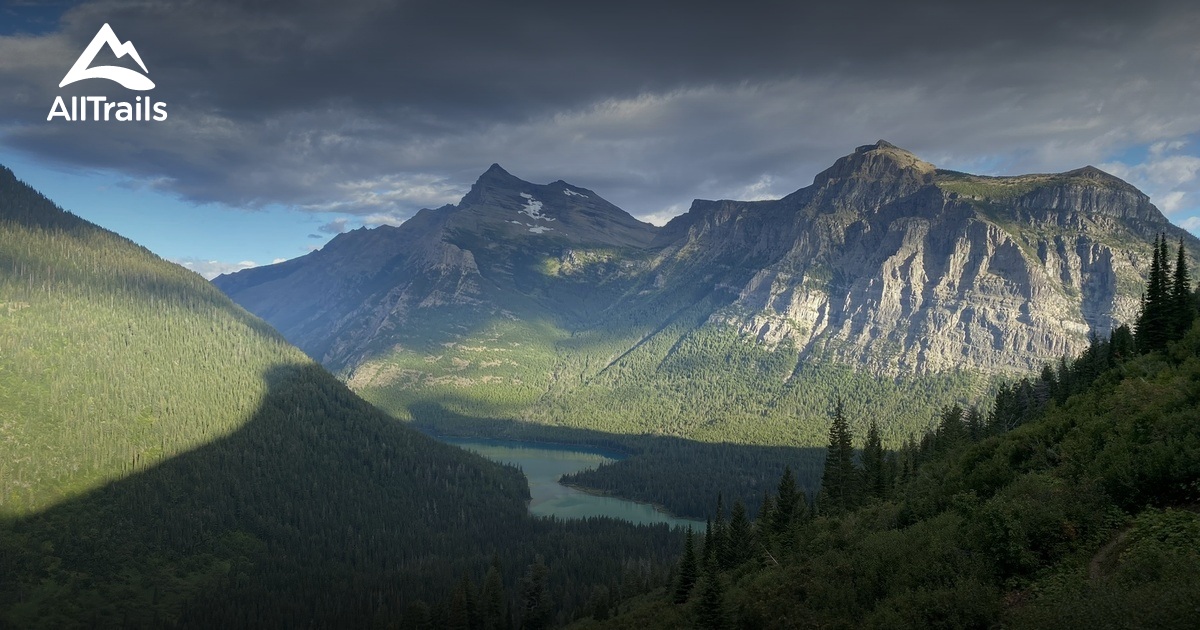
[702,518,714,566]
[712,494,730,570]
[1173,237,1195,337]
[520,556,553,630]
[1109,323,1135,363]
[586,585,611,621]
[404,601,434,630]
[964,406,985,442]
[819,397,859,514]
[935,404,966,452]
[727,500,752,568]
[772,466,800,536]
[674,528,699,604]
[1137,233,1174,353]
[447,576,475,630]
[756,492,774,541]
[861,419,886,501]
[696,571,727,630]
[481,557,506,630]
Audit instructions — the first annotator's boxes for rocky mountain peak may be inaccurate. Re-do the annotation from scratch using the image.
[479,162,517,181]
[460,163,529,205]
[798,140,936,208]
[419,164,656,249]
[1061,165,1139,191]
[814,140,935,184]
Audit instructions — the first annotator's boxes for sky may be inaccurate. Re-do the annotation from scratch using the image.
[1,0,1199,279]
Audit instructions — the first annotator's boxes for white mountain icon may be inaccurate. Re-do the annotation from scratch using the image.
[59,23,155,91]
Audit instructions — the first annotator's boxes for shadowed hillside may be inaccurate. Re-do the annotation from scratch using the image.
[0,165,681,626]
[2,363,682,626]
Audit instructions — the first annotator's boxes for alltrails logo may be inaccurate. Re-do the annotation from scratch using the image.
[47,23,168,122]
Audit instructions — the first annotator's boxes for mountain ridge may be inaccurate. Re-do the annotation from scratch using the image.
[214,142,1199,446]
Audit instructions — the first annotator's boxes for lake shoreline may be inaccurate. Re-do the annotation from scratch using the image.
[428,431,633,461]
[433,434,700,528]
[559,481,702,526]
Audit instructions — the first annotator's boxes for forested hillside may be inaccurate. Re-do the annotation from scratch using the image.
[579,241,1200,628]
[0,166,680,627]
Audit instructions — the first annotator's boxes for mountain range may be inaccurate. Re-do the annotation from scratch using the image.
[216,141,1198,446]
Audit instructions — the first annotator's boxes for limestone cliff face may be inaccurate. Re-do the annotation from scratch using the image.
[654,142,1193,375]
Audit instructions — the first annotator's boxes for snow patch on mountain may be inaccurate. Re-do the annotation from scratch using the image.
[518,193,555,222]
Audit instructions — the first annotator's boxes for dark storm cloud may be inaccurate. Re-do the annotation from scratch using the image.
[1,0,1199,222]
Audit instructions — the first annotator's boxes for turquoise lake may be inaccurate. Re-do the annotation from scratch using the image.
[438,437,702,529]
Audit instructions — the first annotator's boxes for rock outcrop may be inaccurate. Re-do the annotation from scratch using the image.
[650,141,1191,374]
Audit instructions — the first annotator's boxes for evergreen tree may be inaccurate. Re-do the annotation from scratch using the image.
[989,382,1017,433]
[674,528,699,604]
[756,492,774,540]
[1137,233,1174,353]
[520,556,553,630]
[1173,237,1195,337]
[772,466,800,535]
[1040,363,1059,402]
[447,576,475,630]
[481,557,506,630]
[935,404,966,452]
[585,585,611,621]
[861,419,887,500]
[964,406,985,442]
[819,397,859,514]
[726,499,752,568]
[403,601,434,630]
[712,494,730,570]
[1109,323,1136,363]
[696,571,727,630]
[702,518,714,566]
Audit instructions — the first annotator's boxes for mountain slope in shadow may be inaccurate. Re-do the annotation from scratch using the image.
[3,363,538,626]
[0,165,680,626]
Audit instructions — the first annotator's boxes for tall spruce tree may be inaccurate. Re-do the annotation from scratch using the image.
[727,500,752,568]
[772,466,801,536]
[702,518,714,566]
[447,576,477,630]
[403,601,434,630]
[756,492,774,538]
[964,406,985,442]
[935,404,967,452]
[674,528,699,604]
[696,571,727,630]
[1137,233,1174,352]
[520,556,553,630]
[1173,237,1195,337]
[481,557,506,630]
[1109,323,1136,363]
[861,419,887,501]
[819,397,859,514]
[712,494,729,570]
